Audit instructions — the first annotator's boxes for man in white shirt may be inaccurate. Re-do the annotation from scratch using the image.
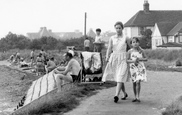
[94,28,103,52]
[53,52,81,93]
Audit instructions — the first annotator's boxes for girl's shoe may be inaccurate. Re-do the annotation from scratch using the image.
[121,93,128,100]
[114,96,119,103]
[132,99,137,102]
[137,99,141,102]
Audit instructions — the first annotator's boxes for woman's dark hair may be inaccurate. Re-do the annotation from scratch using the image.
[114,21,124,29]
[65,52,73,58]
[96,28,101,32]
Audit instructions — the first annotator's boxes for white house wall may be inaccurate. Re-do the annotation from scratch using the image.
[124,27,131,38]
[152,24,163,49]
[124,27,139,38]
[162,36,167,43]
[131,27,139,37]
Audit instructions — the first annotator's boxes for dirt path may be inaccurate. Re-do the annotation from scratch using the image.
[64,71,182,115]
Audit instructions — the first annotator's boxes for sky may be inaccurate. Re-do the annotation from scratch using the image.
[0,0,182,38]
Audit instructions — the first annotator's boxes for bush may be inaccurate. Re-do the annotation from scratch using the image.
[175,59,182,66]
[144,49,182,62]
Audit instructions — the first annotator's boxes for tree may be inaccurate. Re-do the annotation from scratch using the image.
[140,29,152,49]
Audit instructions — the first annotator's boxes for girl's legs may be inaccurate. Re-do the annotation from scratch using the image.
[133,82,137,99]
[136,80,141,101]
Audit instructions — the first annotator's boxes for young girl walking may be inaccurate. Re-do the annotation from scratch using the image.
[127,37,147,102]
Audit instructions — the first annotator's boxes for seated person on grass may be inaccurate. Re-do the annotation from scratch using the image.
[36,53,45,76]
[53,52,81,93]
[19,58,29,68]
[45,57,56,73]
[8,54,15,62]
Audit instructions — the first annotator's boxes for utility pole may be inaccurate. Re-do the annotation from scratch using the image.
[84,12,87,39]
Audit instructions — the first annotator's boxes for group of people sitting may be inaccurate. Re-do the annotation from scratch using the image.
[31,49,57,76]
[33,49,82,93]
[8,52,21,64]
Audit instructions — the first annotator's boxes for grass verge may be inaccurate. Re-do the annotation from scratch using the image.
[162,96,182,115]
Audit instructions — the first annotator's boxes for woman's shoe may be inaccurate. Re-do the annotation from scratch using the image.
[114,96,119,103]
[132,99,137,102]
[121,93,128,100]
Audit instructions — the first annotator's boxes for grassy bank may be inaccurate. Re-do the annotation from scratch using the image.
[0,64,115,115]
[162,96,182,115]
[25,82,116,115]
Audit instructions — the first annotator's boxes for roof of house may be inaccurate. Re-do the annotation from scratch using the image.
[157,42,182,47]
[167,22,182,35]
[27,27,60,39]
[179,28,182,33]
[157,22,177,36]
[27,27,83,39]
[124,10,182,27]
[87,29,96,38]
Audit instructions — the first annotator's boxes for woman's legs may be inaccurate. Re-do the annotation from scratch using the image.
[115,83,127,97]
[115,82,122,97]
[114,82,121,103]
[121,83,127,96]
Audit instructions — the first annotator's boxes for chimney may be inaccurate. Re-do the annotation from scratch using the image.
[143,0,149,13]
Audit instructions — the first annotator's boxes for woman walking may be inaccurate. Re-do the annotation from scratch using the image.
[102,21,130,103]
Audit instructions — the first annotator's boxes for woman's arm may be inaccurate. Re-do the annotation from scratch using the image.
[126,36,132,51]
[139,50,148,61]
[106,37,113,61]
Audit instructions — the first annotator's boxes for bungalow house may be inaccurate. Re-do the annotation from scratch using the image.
[124,0,182,49]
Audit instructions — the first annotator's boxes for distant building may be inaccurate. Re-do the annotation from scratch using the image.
[87,28,96,38]
[27,27,83,40]
[124,0,182,49]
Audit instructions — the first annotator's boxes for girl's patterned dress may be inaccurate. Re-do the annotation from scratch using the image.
[129,50,147,82]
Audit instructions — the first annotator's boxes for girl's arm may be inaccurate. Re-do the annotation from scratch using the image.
[106,37,113,62]
[126,50,136,63]
[139,50,148,61]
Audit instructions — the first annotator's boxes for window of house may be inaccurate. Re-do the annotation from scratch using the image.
[168,37,173,42]
[155,39,158,46]
[179,36,182,42]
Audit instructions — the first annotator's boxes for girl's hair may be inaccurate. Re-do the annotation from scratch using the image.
[114,21,124,29]
[131,37,140,44]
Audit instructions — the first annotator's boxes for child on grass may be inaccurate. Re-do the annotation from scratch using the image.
[127,37,147,102]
